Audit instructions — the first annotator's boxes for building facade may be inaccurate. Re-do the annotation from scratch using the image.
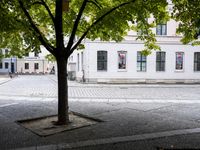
[73,19,200,84]
[0,47,55,75]
[16,47,55,74]
[0,49,17,74]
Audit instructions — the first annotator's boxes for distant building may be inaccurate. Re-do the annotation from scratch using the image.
[0,49,17,74]
[0,47,56,75]
[16,46,55,74]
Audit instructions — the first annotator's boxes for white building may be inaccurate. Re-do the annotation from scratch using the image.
[72,19,200,84]
[0,46,55,75]
[16,46,55,74]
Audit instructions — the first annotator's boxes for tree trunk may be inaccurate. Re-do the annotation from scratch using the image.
[56,57,69,125]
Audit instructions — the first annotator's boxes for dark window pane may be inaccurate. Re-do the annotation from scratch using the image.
[97,51,107,71]
[25,63,29,69]
[142,55,146,61]
[156,24,167,35]
[156,52,165,71]
[5,49,9,55]
[137,51,146,71]
[137,52,141,61]
[34,52,39,57]
[161,62,165,71]
[194,52,200,71]
[34,63,39,70]
[5,62,9,69]
[156,62,160,71]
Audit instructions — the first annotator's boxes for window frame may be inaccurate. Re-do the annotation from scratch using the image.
[0,62,2,69]
[4,49,9,55]
[137,51,147,72]
[118,51,127,71]
[97,50,107,71]
[34,63,39,70]
[34,52,39,57]
[156,51,166,72]
[175,52,184,71]
[5,62,9,69]
[194,52,200,72]
[25,63,29,70]
[156,23,167,35]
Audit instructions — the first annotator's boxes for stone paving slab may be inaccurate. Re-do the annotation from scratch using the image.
[1,100,200,149]
[0,77,11,85]
[15,128,200,150]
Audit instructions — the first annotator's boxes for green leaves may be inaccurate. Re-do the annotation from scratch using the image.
[172,0,200,45]
[1,0,191,58]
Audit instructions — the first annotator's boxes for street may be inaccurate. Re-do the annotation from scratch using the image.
[0,75,200,150]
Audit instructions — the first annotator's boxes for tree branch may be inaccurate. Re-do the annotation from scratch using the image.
[94,0,102,8]
[18,0,55,56]
[31,1,55,26]
[69,0,136,54]
[40,0,56,25]
[66,0,88,51]
[88,0,102,10]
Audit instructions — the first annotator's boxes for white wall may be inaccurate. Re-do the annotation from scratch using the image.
[76,41,200,83]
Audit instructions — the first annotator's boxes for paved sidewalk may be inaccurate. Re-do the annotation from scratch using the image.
[0,76,11,85]
[0,75,200,150]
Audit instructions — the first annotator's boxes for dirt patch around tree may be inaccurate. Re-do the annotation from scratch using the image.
[17,112,101,137]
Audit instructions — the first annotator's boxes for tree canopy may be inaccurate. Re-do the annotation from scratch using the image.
[0,0,171,57]
[172,0,200,45]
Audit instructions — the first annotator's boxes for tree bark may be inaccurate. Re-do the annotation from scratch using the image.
[56,56,69,125]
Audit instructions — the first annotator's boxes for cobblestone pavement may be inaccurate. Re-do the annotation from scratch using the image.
[0,75,200,102]
[0,75,57,98]
[0,75,200,150]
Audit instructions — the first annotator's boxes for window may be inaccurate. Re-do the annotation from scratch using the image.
[25,52,29,57]
[5,49,9,55]
[5,62,9,69]
[156,52,166,71]
[175,52,184,70]
[156,24,167,35]
[194,52,200,71]
[34,52,39,57]
[0,62,2,69]
[97,51,107,71]
[34,63,39,70]
[77,53,80,71]
[118,51,127,70]
[25,63,29,69]
[137,51,146,71]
